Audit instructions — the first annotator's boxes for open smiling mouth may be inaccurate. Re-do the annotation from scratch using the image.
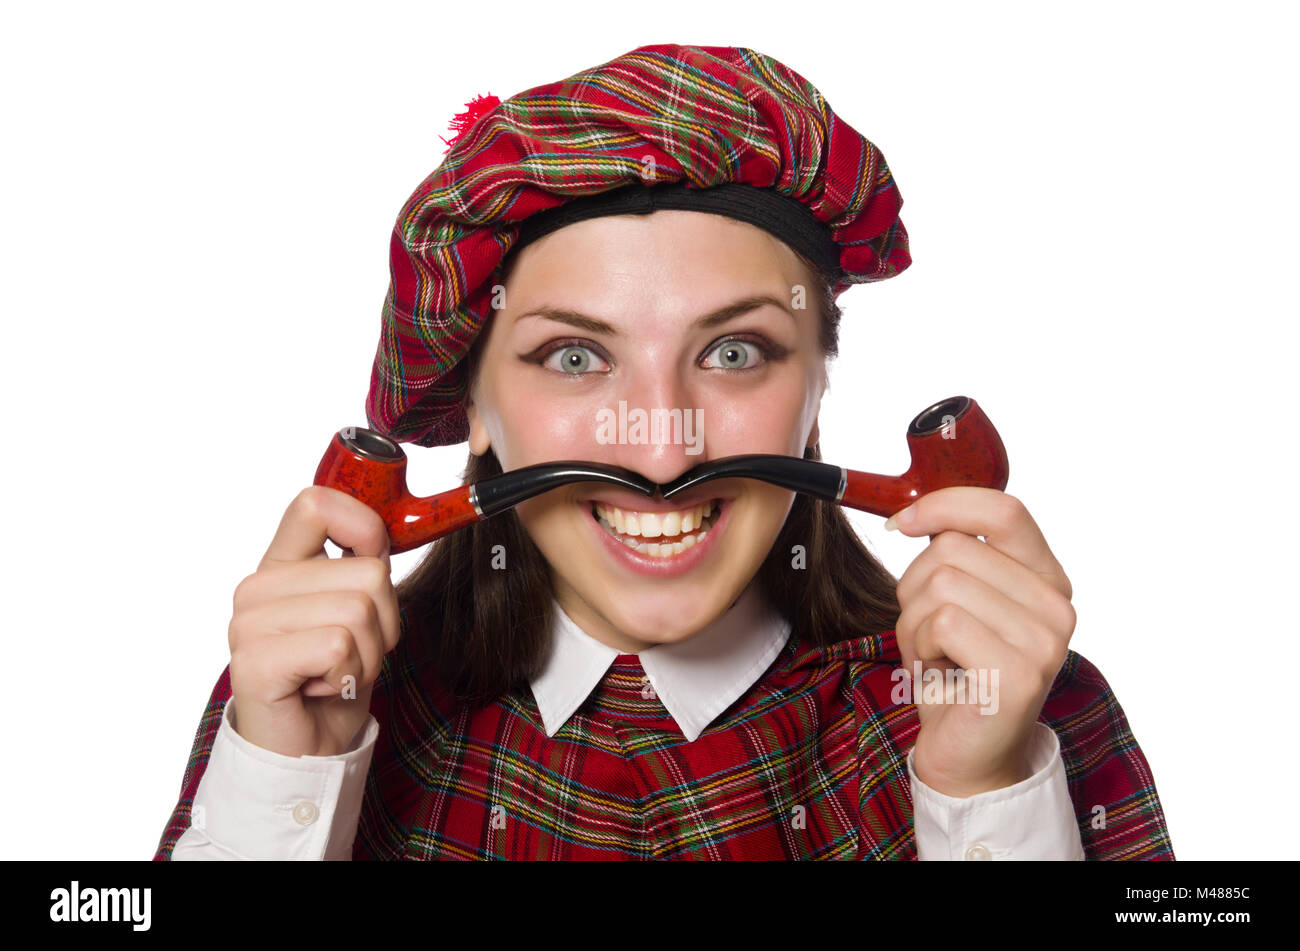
[591,501,720,558]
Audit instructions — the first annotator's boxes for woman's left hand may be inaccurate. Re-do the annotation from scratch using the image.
[887,486,1076,798]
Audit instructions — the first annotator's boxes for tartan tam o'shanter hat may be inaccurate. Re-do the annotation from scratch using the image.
[365,44,912,448]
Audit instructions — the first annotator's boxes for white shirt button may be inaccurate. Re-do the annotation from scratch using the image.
[292,800,319,826]
[964,843,992,861]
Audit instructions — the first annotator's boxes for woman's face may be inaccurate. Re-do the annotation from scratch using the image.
[466,209,827,652]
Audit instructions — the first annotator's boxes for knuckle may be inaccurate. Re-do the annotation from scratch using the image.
[361,556,391,594]
[1039,588,1076,634]
[930,601,966,634]
[361,505,390,541]
[893,609,913,643]
[931,530,964,558]
[999,494,1027,532]
[227,613,246,650]
[324,629,353,666]
[292,485,328,523]
[232,572,259,612]
[290,485,315,513]
[1060,572,1076,603]
[928,563,962,598]
[1058,597,1077,633]
[342,589,377,630]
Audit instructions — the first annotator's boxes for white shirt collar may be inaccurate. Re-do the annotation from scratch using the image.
[529,580,791,743]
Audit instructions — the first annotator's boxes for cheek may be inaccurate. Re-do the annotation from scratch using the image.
[492,380,608,465]
[704,372,816,455]
[514,493,572,547]
[734,483,796,551]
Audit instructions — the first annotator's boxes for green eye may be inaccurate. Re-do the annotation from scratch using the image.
[560,347,589,373]
[544,344,608,375]
[703,339,761,370]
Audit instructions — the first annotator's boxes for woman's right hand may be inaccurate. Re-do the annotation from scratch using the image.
[227,486,401,758]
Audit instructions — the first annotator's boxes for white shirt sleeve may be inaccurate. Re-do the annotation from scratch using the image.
[170,696,379,861]
[908,720,1086,860]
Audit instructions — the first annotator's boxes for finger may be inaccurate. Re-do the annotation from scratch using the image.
[912,604,1062,721]
[233,557,401,652]
[301,675,344,698]
[886,487,1069,593]
[912,603,1020,689]
[235,625,366,702]
[278,626,375,699]
[230,590,386,687]
[898,563,1060,661]
[894,621,959,684]
[896,530,1076,629]
[260,486,392,569]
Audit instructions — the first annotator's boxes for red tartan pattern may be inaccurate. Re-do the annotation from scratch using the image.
[155,612,1174,860]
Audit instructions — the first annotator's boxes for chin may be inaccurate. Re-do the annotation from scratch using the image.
[598,590,732,646]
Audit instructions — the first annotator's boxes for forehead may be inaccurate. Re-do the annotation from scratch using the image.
[501,209,815,290]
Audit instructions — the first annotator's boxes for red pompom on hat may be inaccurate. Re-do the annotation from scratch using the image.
[438,93,501,153]
[366,44,911,447]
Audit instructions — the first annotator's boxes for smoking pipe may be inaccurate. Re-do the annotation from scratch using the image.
[313,427,656,555]
[316,395,1006,554]
[659,395,1009,518]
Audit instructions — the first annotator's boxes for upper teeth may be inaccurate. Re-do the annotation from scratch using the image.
[593,501,717,538]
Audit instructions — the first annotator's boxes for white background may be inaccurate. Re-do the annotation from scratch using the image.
[2,0,1295,860]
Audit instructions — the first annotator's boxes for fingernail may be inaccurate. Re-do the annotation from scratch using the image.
[884,505,914,532]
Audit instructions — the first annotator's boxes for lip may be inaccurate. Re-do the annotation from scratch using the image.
[585,496,731,578]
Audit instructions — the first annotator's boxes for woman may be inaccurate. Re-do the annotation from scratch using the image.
[154,44,1174,860]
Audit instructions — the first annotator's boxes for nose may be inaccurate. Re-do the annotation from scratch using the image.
[599,374,705,489]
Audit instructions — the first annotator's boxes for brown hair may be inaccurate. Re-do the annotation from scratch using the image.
[395,246,901,707]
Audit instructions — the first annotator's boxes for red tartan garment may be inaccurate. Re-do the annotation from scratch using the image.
[154,614,1174,860]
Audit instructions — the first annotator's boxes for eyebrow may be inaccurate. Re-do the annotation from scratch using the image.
[517,294,796,336]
